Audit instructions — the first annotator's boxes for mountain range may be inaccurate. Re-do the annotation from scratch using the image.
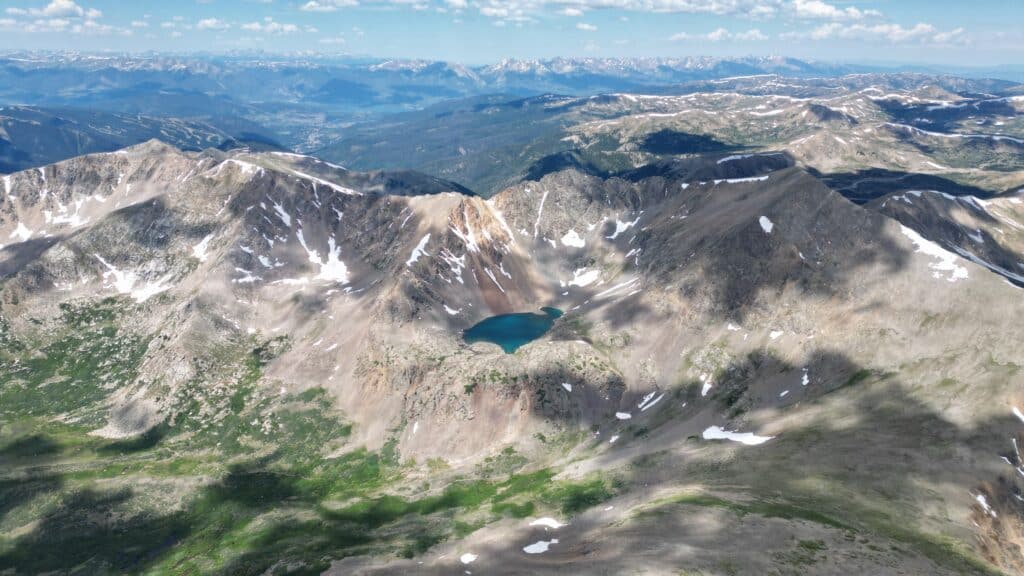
[1,127,1023,573]
[2,52,1024,575]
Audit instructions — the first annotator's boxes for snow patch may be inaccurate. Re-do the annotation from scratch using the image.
[561,229,585,248]
[406,233,431,267]
[290,168,360,195]
[974,494,997,518]
[523,539,558,554]
[1013,406,1024,423]
[568,268,600,288]
[271,202,292,228]
[296,230,350,284]
[8,222,32,242]
[759,216,774,234]
[606,215,640,240]
[900,226,969,282]
[702,425,774,446]
[192,234,215,262]
[533,189,548,238]
[529,517,565,529]
[639,392,665,412]
[94,254,173,303]
[714,175,769,185]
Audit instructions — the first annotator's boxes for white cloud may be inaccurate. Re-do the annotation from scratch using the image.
[3,0,113,24]
[71,18,130,36]
[791,0,879,20]
[0,1,130,36]
[473,0,786,20]
[576,21,597,31]
[932,27,966,44]
[671,27,767,41]
[130,20,148,28]
[708,27,730,40]
[241,17,300,34]
[319,35,347,44]
[791,21,968,44]
[30,0,85,17]
[560,7,584,15]
[300,0,359,11]
[734,28,767,40]
[197,18,230,30]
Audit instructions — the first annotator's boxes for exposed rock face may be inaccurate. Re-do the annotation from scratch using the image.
[2,141,1024,574]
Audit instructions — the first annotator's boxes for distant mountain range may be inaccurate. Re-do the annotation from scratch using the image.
[0,53,872,116]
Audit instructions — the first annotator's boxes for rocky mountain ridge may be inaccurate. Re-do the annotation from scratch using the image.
[1,141,1023,574]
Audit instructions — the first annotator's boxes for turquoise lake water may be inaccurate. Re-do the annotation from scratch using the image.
[462,307,564,353]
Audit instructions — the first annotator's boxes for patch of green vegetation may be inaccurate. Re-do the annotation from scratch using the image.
[548,478,614,515]
[642,491,1000,575]
[491,500,535,518]
[841,369,873,389]
[400,529,446,559]
[774,539,828,567]
[639,492,851,531]
[0,299,148,423]
[798,539,827,551]
[476,446,527,478]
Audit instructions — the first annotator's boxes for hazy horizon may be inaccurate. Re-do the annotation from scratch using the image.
[1,0,1022,67]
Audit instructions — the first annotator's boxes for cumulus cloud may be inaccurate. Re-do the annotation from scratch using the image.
[1,0,130,35]
[789,21,968,44]
[671,27,767,41]
[241,17,300,34]
[314,0,889,30]
[6,0,84,17]
[300,0,359,11]
[790,0,879,21]
[576,21,597,31]
[196,18,230,30]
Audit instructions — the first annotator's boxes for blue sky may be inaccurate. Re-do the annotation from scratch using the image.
[0,0,1022,66]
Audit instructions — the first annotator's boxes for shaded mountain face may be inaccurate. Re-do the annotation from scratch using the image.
[2,140,1024,575]
[870,188,1024,287]
[0,105,285,173]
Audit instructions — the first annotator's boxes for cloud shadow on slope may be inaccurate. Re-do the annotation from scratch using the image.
[811,167,1000,204]
[381,348,1022,575]
[2,345,1021,575]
